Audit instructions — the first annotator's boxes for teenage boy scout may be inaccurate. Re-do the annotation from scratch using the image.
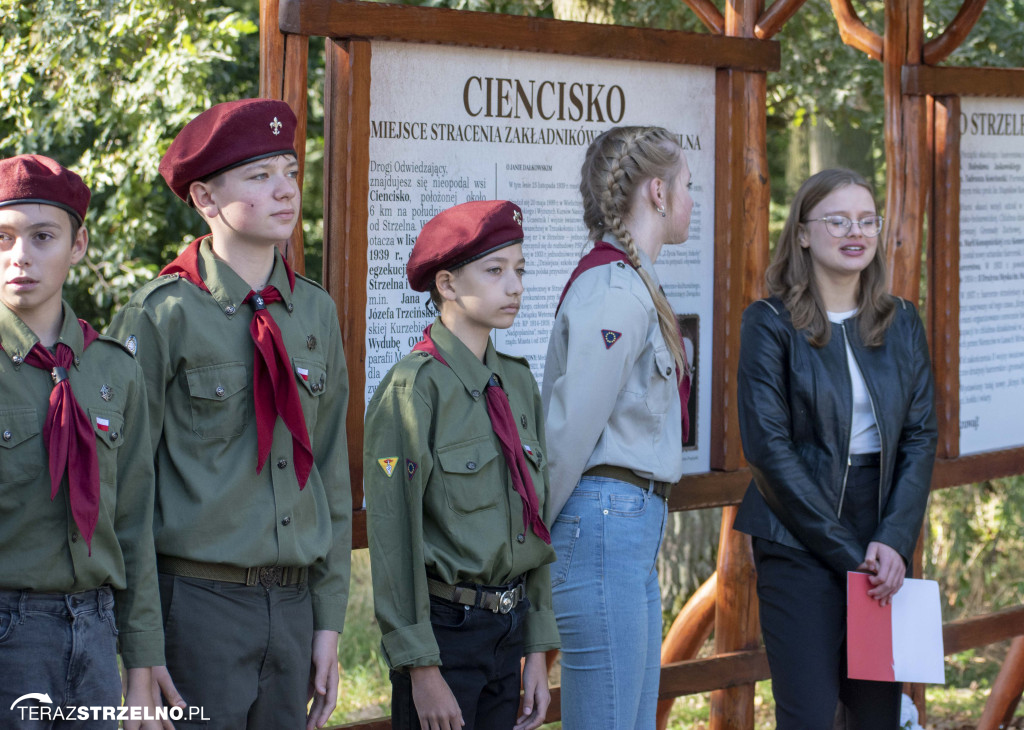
[107,99,351,730]
[0,155,163,728]
[363,200,558,730]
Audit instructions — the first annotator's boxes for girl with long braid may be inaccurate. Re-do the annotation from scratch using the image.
[542,126,693,728]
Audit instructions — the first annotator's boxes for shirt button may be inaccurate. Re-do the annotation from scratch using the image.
[287,303,294,312]
[11,355,22,366]
[277,459,288,469]
[71,531,79,543]
[110,432,119,441]
[516,533,525,543]
[470,390,480,399]
[466,461,477,470]
[215,386,226,397]
[225,305,236,316]
[281,516,291,526]
[2,430,11,442]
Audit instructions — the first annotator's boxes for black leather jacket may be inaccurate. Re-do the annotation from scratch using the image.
[733,296,937,575]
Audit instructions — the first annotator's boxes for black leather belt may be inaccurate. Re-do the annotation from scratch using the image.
[157,556,308,588]
[583,464,670,499]
[849,452,881,467]
[427,577,525,614]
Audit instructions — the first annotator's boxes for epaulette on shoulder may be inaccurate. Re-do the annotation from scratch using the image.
[129,272,184,303]
[606,259,637,290]
[496,350,531,369]
[294,272,327,293]
[92,332,137,358]
[386,349,436,389]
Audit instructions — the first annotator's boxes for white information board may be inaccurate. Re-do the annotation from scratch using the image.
[365,41,716,472]
[959,96,1024,455]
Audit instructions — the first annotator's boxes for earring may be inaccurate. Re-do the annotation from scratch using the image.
[657,205,666,218]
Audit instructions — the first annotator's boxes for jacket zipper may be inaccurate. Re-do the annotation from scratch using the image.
[844,321,886,522]
[836,322,852,519]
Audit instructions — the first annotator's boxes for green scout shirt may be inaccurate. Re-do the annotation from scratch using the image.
[0,302,164,668]
[107,240,351,631]
[363,319,559,669]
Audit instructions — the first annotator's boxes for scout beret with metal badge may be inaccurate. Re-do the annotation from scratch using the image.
[159,98,297,203]
[0,154,90,224]
[406,200,525,292]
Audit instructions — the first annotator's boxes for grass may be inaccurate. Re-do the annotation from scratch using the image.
[323,550,1024,729]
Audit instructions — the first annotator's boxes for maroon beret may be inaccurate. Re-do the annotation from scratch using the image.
[159,98,297,202]
[0,154,90,223]
[407,200,525,292]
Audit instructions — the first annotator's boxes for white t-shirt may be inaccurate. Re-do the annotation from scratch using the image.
[828,309,881,454]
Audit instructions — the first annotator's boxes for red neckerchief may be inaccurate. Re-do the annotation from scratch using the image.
[413,324,550,543]
[556,241,691,443]
[161,238,312,487]
[2,320,102,552]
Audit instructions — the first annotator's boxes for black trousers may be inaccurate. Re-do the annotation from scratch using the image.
[391,594,528,730]
[158,573,313,730]
[753,462,902,730]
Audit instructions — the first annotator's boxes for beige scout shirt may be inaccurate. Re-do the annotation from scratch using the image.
[363,319,559,669]
[542,238,684,519]
[107,241,351,631]
[0,302,164,668]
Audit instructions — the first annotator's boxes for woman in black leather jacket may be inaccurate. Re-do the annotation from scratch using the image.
[734,168,937,729]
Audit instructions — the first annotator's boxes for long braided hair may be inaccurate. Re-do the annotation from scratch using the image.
[580,126,688,383]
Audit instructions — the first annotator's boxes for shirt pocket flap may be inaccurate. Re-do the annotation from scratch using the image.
[653,346,675,380]
[293,358,327,396]
[0,407,40,449]
[89,410,125,449]
[437,437,500,475]
[185,363,248,401]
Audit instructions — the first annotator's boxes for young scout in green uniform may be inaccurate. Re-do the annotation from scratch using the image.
[363,200,559,730]
[0,154,163,728]
[106,100,351,730]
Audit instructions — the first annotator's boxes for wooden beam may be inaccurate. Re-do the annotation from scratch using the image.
[828,0,883,61]
[929,96,961,459]
[680,0,725,35]
[755,0,810,40]
[903,65,1024,98]
[662,650,771,697]
[278,0,779,71]
[943,605,1024,655]
[922,0,989,66]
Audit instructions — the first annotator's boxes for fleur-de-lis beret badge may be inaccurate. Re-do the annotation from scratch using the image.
[270,117,282,135]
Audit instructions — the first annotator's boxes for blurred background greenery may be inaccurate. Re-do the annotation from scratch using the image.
[5,0,1024,724]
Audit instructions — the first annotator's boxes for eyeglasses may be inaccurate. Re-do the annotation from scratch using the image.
[802,215,884,238]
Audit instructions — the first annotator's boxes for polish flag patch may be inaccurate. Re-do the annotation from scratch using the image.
[297,367,310,381]
[95,417,110,432]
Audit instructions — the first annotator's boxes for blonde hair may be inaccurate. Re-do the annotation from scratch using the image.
[766,168,895,348]
[580,126,687,382]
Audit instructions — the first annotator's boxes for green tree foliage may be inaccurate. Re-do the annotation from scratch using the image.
[1,0,260,326]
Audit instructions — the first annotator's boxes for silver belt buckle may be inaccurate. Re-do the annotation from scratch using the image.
[496,588,515,614]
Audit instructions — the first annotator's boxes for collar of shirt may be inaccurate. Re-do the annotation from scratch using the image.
[197,239,295,314]
[600,233,662,288]
[427,317,508,398]
[0,300,85,365]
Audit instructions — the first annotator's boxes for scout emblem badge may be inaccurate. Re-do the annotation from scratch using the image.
[124,335,138,356]
[100,384,113,402]
[378,457,398,478]
[601,329,622,349]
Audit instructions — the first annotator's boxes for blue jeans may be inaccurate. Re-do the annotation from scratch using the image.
[0,587,122,729]
[551,476,668,730]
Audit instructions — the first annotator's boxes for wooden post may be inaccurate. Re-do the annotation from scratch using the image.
[260,0,310,273]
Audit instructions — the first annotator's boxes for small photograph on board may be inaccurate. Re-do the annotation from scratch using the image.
[676,313,699,451]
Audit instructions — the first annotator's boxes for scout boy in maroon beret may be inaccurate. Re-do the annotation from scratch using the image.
[0,154,164,728]
[364,200,559,730]
[107,99,351,730]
